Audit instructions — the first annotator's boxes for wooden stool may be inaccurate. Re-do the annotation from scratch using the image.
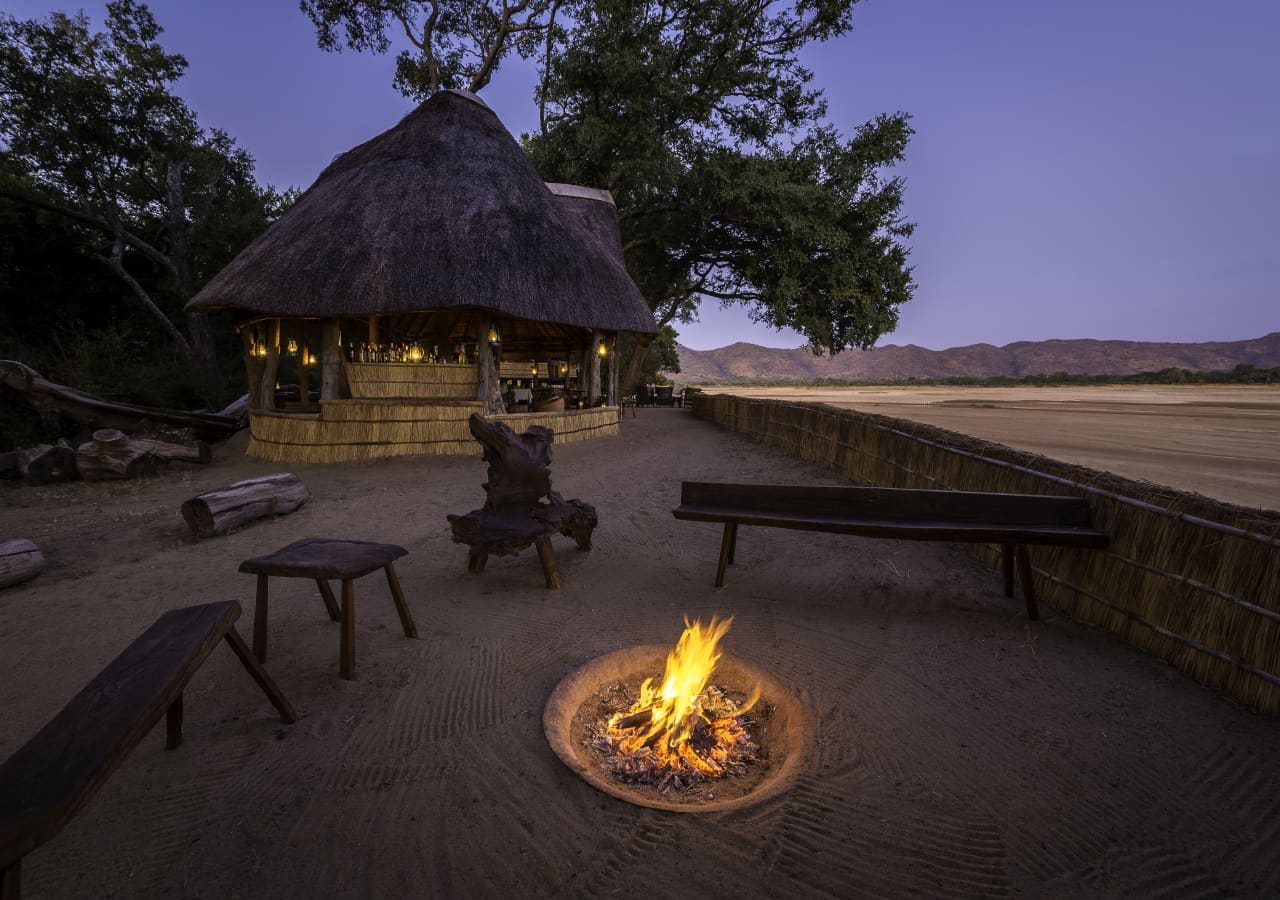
[238,538,417,679]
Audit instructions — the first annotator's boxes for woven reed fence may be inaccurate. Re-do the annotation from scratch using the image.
[248,403,619,463]
[692,393,1280,715]
[345,362,477,399]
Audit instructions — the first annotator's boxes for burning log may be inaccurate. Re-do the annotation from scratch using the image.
[180,473,311,539]
[76,429,166,481]
[0,538,45,590]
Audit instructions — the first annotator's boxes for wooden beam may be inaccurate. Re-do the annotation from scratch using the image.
[320,320,341,401]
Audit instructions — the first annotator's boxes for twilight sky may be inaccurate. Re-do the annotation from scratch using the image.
[9,1,1278,350]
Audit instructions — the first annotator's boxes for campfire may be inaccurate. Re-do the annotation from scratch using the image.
[544,615,805,812]
[590,616,761,792]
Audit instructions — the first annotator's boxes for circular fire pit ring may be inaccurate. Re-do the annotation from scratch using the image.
[544,645,807,813]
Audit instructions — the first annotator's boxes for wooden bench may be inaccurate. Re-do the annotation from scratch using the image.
[0,601,294,899]
[672,482,1109,619]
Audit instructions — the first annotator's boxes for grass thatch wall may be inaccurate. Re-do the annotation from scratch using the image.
[346,362,477,399]
[248,402,619,463]
[692,393,1280,715]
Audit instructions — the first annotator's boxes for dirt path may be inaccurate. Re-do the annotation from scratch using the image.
[2,410,1277,896]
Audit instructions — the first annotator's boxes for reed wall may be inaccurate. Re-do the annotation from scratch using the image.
[691,393,1280,715]
[248,402,619,463]
[345,361,477,399]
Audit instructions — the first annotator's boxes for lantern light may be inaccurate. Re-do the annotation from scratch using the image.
[408,341,425,363]
[487,324,501,347]
[597,342,608,359]
[530,362,538,376]
[286,338,299,356]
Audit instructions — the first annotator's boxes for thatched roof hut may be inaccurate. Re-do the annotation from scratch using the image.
[187,90,652,462]
[187,90,654,335]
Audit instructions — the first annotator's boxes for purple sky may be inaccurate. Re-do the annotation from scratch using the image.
[9,1,1279,351]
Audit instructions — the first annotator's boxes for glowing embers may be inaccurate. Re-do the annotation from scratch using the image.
[592,616,760,791]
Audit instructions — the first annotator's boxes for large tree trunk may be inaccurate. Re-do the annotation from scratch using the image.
[181,473,312,539]
[0,539,45,590]
[0,360,240,442]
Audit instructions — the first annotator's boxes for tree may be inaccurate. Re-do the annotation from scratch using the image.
[304,0,915,389]
[0,1,286,384]
[300,0,555,98]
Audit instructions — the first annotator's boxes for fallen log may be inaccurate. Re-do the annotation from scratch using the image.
[16,442,79,485]
[76,430,166,481]
[0,538,45,590]
[180,473,311,539]
[131,436,211,465]
[0,360,240,442]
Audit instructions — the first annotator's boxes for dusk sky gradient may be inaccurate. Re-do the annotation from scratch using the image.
[8,1,1278,350]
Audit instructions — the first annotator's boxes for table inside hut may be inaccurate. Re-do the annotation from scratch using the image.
[237,538,417,679]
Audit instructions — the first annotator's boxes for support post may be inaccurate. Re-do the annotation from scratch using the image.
[242,326,264,409]
[588,331,603,404]
[259,319,280,411]
[320,319,341,401]
[476,314,503,414]
[607,333,619,407]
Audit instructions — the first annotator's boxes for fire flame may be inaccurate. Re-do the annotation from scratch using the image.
[606,615,759,777]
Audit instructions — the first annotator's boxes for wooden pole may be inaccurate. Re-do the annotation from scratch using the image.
[320,319,341,401]
[607,333,619,406]
[588,332,603,405]
[259,319,280,411]
[476,314,503,414]
[242,326,264,410]
[368,315,379,346]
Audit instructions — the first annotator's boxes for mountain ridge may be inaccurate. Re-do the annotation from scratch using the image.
[674,332,1280,383]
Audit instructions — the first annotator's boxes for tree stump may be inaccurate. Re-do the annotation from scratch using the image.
[447,414,597,588]
[0,538,45,590]
[76,429,166,481]
[181,473,312,539]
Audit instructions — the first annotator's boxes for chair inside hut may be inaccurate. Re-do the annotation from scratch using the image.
[240,310,622,416]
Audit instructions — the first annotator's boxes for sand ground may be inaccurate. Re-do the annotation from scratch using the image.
[719,385,1280,511]
[2,409,1278,897]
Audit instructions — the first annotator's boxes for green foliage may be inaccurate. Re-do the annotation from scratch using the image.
[525,0,914,359]
[0,1,291,437]
[300,0,554,97]
[618,323,680,388]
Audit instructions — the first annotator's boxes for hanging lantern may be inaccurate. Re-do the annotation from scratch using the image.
[286,338,299,356]
[487,323,501,347]
[597,342,608,359]
[530,362,538,376]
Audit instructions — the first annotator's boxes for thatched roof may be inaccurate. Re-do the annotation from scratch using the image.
[187,90,656,335]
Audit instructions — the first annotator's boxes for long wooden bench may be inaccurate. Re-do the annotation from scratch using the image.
[0,601,295,900]
[672,482,1109,618]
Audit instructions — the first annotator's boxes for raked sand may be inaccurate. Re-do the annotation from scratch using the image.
[2,408,1278,897]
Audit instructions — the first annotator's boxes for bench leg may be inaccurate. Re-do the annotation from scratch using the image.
[1016,545,1040,621]
[166,692,184,750]
[384,563,418,638]
[467,548,488,573]
[253,573,269,662]
[223,628,297,723]
[715,522,738,588]
[1001,543,1015,597]
[535,534,562,589]
[2,860,19,900]
[340,579,356,679]
[316,578,342,622]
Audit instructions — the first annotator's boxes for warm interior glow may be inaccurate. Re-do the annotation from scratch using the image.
[408,342,425,362]
[597,342,608,358]
[606,616,759,777]
[487,324,500,345]
[286,338,299,355]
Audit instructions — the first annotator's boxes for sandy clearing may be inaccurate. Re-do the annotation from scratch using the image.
[719,385,1280,510]
[1,408,1277,897]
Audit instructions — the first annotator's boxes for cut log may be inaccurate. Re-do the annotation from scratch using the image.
[17,442,79,485]
[131,437,211,465]
[75,430,165,481]
[0,538,45,590]
[0,360,239,442]
[180,473,311,539]
[215,393,250,426]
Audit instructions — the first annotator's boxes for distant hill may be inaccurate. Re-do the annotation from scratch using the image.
[674,332,1280,383]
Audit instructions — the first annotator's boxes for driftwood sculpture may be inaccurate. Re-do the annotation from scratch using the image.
[447,414,596,588]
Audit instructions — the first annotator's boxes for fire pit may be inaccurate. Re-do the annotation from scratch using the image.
[544,617,806,813]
